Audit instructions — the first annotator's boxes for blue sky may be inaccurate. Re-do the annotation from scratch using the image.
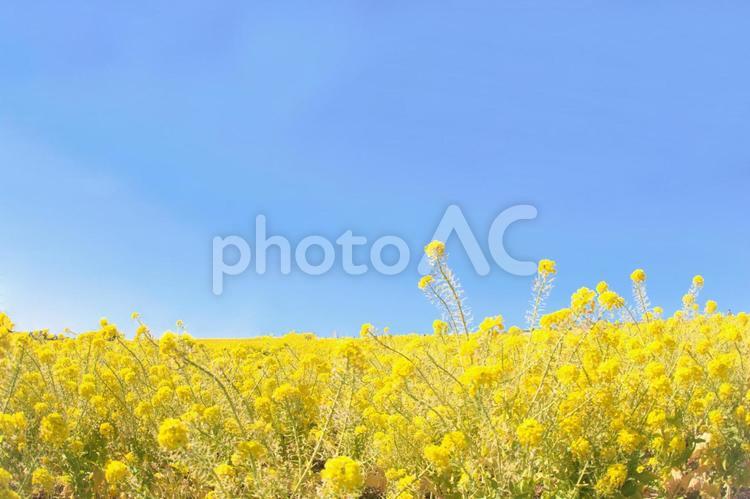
[1,1,748,337]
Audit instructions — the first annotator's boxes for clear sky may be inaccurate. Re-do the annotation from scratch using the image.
[1,1,749,337]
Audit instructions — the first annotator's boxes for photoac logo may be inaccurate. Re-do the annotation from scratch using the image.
[212,204,538,294]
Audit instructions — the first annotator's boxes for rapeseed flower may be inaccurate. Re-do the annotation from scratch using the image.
[516,418,544,447]
[321,456,363,495]
[424,240,445,260]
[0,258,745,497]
[158,418,189,450]
[105,461,129,484]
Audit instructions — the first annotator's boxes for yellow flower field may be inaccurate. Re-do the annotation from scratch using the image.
[0,243,748,497]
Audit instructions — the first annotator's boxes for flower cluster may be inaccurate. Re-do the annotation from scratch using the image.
[0,248,747,497]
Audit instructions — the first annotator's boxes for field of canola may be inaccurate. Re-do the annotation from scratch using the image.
[0,241,748,498]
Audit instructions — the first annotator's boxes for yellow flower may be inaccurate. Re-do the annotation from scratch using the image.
[272,383,300,403]
[424,240,446,260]
[0,412,26,436]
[597,358,620,380]
[692,275,704,288]
[213,463,234,478]
[644,361,665,379]
[134,401,152,419]
[459,365,501,394]
[682,293,695,307]
[159,331,179,357]
[135,324,148,338]
[705,300,718,314]
[0,313,13,333]
[516,418,544,447]
[418,275,433,289]
[478,315,504,334]
[708,409,724,427]
[202,405,221,424]
[320,456,363,494]
[718,383,734,402]
[392,358,414,378]
[395,474,417,498]
[423,444,451,470]
[157,418,189,450]
[540,308,571,329]
[537,259,556,275]
[570,437,591,460]
[707,354,733,381]
[668,435,685,454]
[595,463,628,495]
[616,428,640,453]
[0,265,747,497]
[99,422,114,439]
[31,468,55,493]
[0,468,11,489]
[556,364,579,385]
[735,405,746,422]
[152,386,173,406]
[570,287,596,314]
[78,381,96,398]
[646,409,666,429]
[231,440,266,466]
[40,413,68,446]
[105,461,130,484]
[598,290,625,310]
[441,431,467,453]
[630,268,647,283]
[720,324,742,342]
[432,320,449,335]
[359,323,375,338]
